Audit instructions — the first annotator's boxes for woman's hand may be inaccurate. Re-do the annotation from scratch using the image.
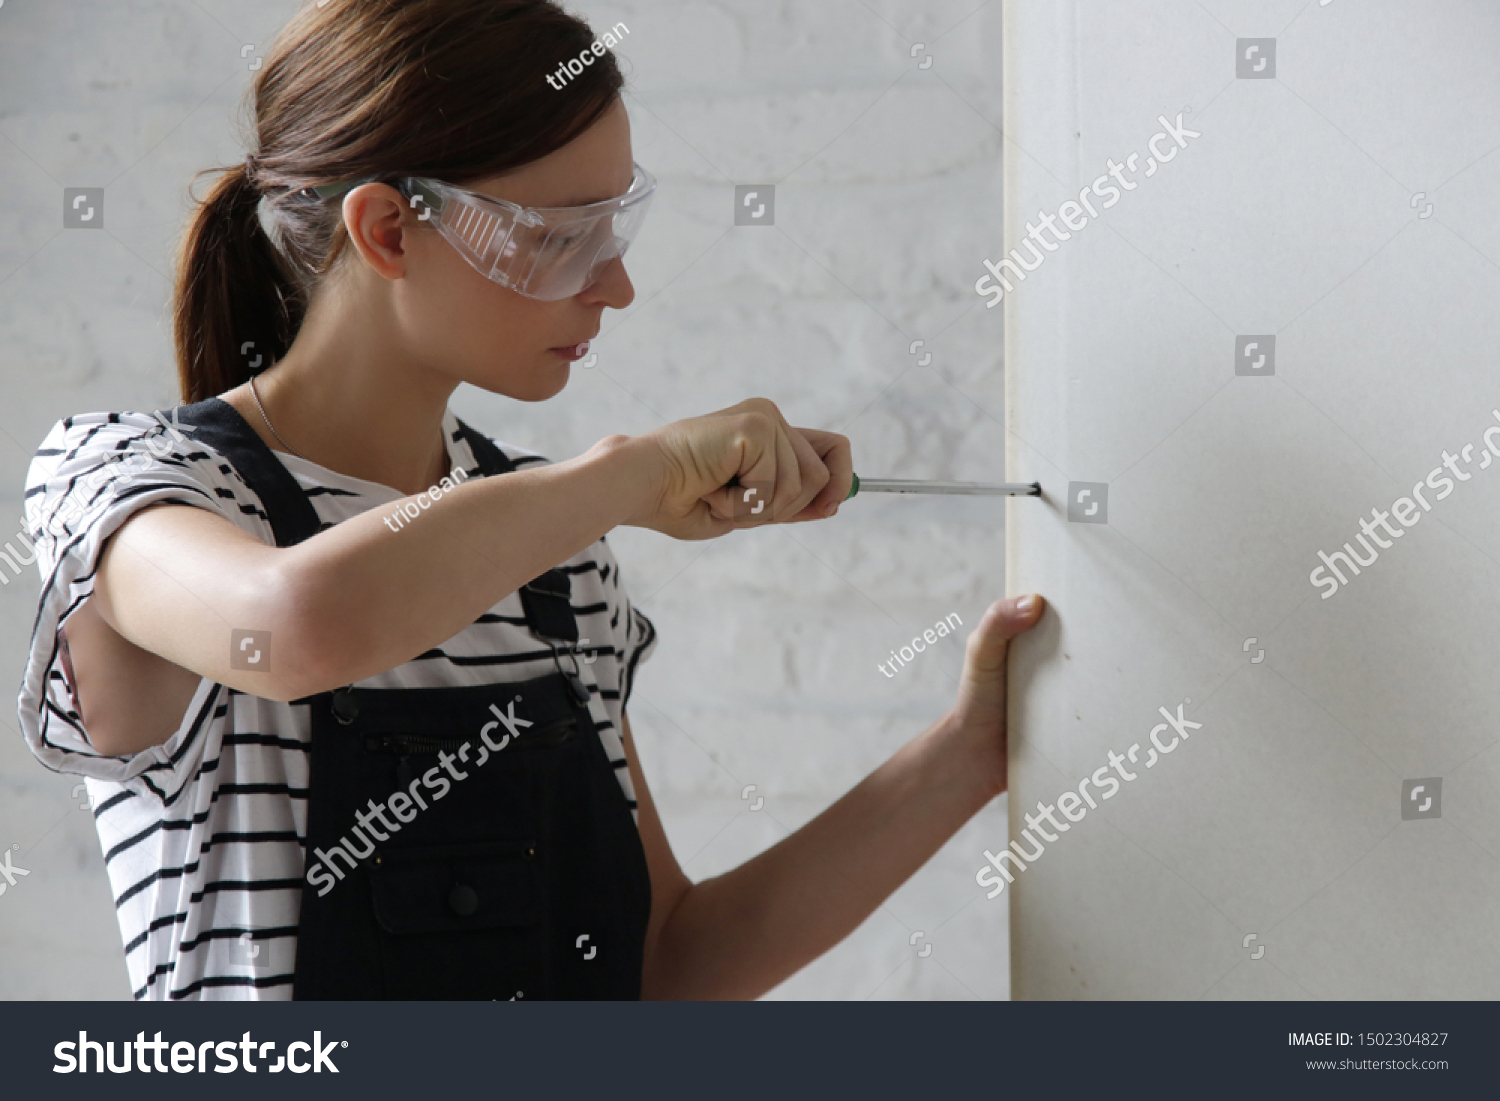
[640,589,1049,999]
[625,397,852,540]
[950,593,1047,794]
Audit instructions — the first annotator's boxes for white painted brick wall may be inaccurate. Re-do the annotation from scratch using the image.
[0,0,1007,999]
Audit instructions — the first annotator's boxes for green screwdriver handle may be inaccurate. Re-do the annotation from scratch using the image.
[844,472,861,501]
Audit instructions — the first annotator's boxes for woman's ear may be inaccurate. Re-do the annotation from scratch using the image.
[340,183,415,281]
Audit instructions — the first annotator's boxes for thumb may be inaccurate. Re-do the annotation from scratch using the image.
[965,594,1044,672]
[953,594,1045,721]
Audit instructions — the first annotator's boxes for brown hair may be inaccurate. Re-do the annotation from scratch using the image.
[172,0,624,403]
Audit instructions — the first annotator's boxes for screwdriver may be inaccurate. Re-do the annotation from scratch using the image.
[844,475,1041,499]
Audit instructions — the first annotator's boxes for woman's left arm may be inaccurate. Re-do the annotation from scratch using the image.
[624,593,1044,1001]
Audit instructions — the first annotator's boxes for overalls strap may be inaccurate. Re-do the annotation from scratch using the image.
[451,417,587,695]
[162,397,323,548]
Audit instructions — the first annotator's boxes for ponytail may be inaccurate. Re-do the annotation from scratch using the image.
[172,163,302,404]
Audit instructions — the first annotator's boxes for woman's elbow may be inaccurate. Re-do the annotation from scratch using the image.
[248,555,364,700]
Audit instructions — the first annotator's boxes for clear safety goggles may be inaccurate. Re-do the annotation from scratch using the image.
[307,162,656,300]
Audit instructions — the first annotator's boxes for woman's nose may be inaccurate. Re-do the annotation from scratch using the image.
[577,254,634,309]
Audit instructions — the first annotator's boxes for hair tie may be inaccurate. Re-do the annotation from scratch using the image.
[255,193,285,253]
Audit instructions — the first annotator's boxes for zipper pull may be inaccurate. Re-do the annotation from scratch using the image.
[565,672,591,707]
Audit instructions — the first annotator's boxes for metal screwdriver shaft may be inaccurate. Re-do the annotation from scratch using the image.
[844,474,1041,500]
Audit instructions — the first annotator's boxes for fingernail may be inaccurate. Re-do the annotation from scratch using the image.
[825,502,839,517]
[1014,594,1038,613]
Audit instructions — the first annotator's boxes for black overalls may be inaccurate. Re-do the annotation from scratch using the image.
[167,398,652,999]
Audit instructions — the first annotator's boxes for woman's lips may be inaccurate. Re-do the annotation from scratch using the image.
[548,340,590,361]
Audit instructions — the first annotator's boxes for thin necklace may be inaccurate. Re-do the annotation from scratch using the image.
[248,372,308,461]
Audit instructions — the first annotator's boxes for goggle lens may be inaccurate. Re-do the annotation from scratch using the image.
[420,165,655,300]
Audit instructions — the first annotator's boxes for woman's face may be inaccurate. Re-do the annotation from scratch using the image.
[346,96,638,402]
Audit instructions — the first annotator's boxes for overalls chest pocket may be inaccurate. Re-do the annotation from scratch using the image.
[293,674,651,1001]
[289,578,651,1002]
[357,703,580,937]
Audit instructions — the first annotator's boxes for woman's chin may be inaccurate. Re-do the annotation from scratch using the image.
[504,368,572,403]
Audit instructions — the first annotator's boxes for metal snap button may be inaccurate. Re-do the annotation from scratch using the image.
[331,687,359,725]
[448,883,479,917]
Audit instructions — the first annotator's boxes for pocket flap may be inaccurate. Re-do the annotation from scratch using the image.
[368,840,540,934]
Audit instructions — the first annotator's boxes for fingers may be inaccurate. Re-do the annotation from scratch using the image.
[684,499,739,540]
[686,398,849,532]
[739,397,812,524]
[778,418,830,520]
[699,401,806,527]
[784,428,852,521]
[698,408,783,523]
[768,414,804,520]
[734,398,843,525]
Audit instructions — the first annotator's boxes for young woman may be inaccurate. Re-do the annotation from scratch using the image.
[17,0,1043,1001]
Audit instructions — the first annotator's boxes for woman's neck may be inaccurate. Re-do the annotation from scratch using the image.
[220,308,460,497]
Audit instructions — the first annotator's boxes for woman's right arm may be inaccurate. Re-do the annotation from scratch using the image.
[90,433,660,708]
[84,397,852,729]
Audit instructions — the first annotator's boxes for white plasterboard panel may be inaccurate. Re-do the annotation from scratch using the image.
[1003,0,1500,1000]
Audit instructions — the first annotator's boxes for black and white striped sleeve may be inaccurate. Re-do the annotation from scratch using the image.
[606,549,658,711]
[15,411,263,785]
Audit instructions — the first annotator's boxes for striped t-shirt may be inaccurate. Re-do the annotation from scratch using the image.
[16,406,658,1000]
